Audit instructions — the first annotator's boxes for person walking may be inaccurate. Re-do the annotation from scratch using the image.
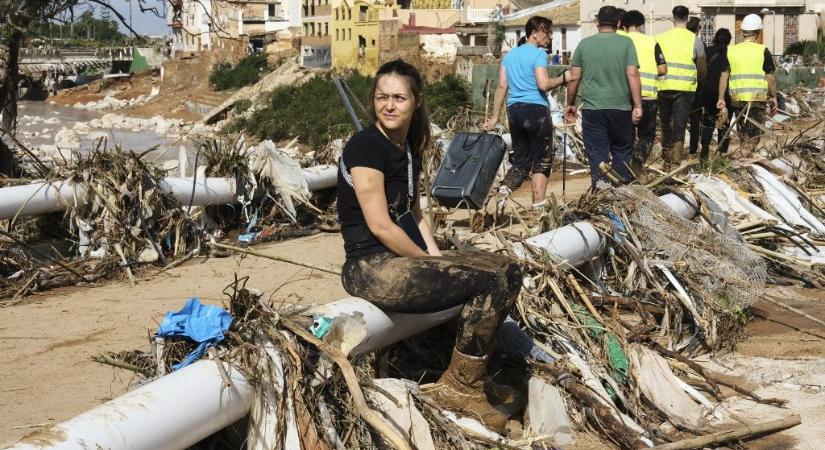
[696,28,733,158]
[338,59,522,432]
[656,5,707,166]
[484,16,567,208]
[717,14,777,149]
[621,10,667,173]
[565,6,642,187]
[686,16,705,158]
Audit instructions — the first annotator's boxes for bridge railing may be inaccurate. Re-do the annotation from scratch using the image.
[20,47,133,63]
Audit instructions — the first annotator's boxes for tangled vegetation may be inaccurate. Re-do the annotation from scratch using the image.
[227,72,472,150]
[209,53,270,91]
[785,38,825,60]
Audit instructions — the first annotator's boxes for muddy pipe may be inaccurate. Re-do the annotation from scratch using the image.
[0,166,337,221]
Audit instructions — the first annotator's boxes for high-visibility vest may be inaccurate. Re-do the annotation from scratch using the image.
[628,31,659,99]
[727,41,769,102]
[656,28,697,92]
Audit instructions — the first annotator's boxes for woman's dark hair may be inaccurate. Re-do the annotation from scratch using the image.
[369,59,432,156]
[621,10,645,29]
[712,28,732,46]
[525,16,552,38]
[517,36,527,46]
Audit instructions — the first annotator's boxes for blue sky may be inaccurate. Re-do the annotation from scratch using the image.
[100,0,170,36]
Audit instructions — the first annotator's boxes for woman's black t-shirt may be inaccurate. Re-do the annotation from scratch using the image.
[338,125,422,259]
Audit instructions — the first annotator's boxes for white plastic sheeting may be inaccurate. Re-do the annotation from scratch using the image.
[750,164,825,234]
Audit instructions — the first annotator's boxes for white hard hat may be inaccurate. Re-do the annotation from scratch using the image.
[741,14,763,31]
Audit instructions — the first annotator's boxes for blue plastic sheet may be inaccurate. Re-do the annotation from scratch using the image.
[157,298,232,370]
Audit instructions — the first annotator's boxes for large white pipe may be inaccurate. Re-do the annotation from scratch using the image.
[7,360,253,450]
[0,166,338,221]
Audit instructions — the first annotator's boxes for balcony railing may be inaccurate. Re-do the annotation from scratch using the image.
[462,8,495,23]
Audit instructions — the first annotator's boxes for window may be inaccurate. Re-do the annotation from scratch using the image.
[336,29,339,40]
[359,5,368,21]
[784,14,799,49]
[700,13,715,45]
[325,23,329,36]
[348,28,351,40]
[335,10,338,20]
[371,39,375,47]
[268,4,276,18]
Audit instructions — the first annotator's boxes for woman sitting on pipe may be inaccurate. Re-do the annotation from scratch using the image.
[337,59,522,432]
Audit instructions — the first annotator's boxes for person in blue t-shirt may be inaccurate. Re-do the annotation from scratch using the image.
[551,50,561,65]
[484,16,568,208]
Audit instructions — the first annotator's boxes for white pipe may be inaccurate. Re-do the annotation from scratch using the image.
[521,191,698,263]
[8,360,253,450]
[314,297,465,356]
[0,166,339,221]
[302,165,337,191]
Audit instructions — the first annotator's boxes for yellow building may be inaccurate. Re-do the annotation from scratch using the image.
[332,0,394,75]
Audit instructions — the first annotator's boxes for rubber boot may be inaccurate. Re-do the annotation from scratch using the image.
[671,142,685,165]
[421,349,509,432]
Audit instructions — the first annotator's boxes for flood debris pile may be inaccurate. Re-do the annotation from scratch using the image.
[0,135,334,303]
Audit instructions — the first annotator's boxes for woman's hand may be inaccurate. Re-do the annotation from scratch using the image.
[351,167,429,257]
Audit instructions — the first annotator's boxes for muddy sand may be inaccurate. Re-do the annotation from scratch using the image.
[2,175,825,449]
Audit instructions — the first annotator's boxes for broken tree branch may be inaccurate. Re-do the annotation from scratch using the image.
[652,413,800,450]
[282,320,414,450]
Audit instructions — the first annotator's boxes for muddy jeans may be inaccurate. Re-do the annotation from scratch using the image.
[501,102,553,190]
[658,90,695,149]
[341,251,522,357]
[731,102,766,141]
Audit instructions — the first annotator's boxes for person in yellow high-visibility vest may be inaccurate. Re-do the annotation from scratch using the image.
[716,13,777,147]
[621,10,667,173]
[656,5,707,166]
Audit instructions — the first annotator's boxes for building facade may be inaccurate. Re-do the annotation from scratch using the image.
[578,0,822,55]
[331,0,391,74]
[503,0,580,53]
[300,0,333,67]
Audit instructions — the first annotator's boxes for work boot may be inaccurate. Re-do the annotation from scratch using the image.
[671,142,685,164]
[421,349,509,432]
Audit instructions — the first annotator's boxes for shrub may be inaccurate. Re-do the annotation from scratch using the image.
[209,53,269,91]
[785,38,825,59]
[228,72,473,150]
[424,74,472,128]
[233,99,252,114]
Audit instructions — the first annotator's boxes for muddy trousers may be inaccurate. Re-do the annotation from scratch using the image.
[341,251,522,357]
[658,91,695,149]
[730,102,766,141]
[633,100,659,165]
[501,102,554,190]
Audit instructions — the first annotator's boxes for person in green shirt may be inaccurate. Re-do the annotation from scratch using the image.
[565,5,642,187]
